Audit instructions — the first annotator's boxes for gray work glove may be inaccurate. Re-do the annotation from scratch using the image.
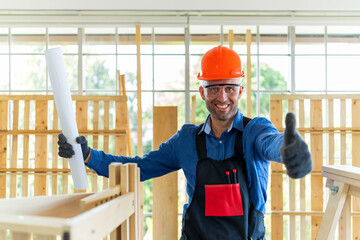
[58,133,90,161]
[280,112,313,179]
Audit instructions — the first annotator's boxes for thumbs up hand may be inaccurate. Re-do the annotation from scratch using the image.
[280,112,313,179]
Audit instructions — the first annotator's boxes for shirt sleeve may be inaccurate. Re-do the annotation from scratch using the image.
[86,130,182,181]
[244,117,284,163]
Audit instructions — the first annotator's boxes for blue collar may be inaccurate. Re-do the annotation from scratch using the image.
[198,110,244,136]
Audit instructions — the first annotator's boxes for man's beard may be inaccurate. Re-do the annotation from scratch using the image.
[205,100,238,122]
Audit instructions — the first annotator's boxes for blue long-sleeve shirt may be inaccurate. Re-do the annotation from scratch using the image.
[87,110,284,214]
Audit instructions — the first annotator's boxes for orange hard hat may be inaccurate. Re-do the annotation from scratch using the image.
[197,45,245,80]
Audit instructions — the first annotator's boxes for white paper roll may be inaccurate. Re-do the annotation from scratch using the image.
[45,48,89,190]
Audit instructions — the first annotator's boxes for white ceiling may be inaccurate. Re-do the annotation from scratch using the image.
[2,0,360,11]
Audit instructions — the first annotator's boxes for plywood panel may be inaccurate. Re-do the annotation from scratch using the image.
[35,100,48,196]
[153,106,178,240]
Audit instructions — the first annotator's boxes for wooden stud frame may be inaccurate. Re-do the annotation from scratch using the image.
[0,94,129,198]
[0,162,140,240]
[270,94,360,240]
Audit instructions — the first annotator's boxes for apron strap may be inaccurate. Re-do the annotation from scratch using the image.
[235,116,252,157]
[195,123,207,161]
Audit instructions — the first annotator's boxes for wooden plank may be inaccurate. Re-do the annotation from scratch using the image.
[10,100,19,198]
[65,193,134,240]
[128,164,138,240]
[0,129,125,136]
[352,99,360,239]
[137,170,142,240]
[317,182,349,240]
[0,100,8,198]
[0,230,6,240]
[80,185,121,212]
[22,100,30,197]
[288,100,296,240]
[269,99,283,239]
[310,99,323,239]
[109,163,122,240]
[299,99,306,240]
[0,214,65,236]
[153,106,178,240]
[0,95,127,102]
[0,192,92,217]
[340,99,346,165]
[228,29,234,49]
[52,102,58,195]
[13,232,29,240]
[191,95,196,124]
[121,164,129,240]
[322,165,360,186]
[136,24,143,156]
[92,101,99,192]
[328,99,334,165]
[246,29,252,117]
[76,101,88,140]
[118,73,132,157]
[74,100,88,194]
[115,100,127,156]
[339,194,351,240]
[35,235,54,240]
[270,94,360,101]
[103,101,110,189]
[35,100,48,196]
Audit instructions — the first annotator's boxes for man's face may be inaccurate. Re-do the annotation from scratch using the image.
[199,79,244,122]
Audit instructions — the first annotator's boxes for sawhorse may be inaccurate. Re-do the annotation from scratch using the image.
[317,165,360,240]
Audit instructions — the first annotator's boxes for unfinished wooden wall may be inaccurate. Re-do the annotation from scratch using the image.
[0,94,128,199]
[270,94,360,240]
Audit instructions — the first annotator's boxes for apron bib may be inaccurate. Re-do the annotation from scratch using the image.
[181,117,265,240]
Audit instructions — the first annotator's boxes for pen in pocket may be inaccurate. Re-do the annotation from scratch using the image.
[226,171,231,184]
[232,169,238,184]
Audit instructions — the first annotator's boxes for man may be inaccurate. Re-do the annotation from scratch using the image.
[58,45,312,240]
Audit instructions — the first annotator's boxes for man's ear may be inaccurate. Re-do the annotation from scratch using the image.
[237,85,244,100]
[199,85,206,100]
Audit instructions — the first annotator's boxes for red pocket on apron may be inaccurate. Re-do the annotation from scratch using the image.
[204,183,243,216]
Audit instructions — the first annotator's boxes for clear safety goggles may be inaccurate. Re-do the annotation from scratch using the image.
[204,84,241,97]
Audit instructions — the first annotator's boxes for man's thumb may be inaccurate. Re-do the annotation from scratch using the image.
[284,112,296,145]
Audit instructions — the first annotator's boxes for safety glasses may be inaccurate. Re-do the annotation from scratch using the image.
[204,84,241,97]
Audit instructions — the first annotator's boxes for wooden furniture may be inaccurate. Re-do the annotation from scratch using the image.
[270,94,360,240]
[0,162,141,240]
[317,165,360,240]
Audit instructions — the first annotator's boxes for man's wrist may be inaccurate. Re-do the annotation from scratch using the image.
[84,151,91,164]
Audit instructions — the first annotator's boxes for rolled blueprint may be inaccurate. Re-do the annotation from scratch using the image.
[45,48,89,190]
